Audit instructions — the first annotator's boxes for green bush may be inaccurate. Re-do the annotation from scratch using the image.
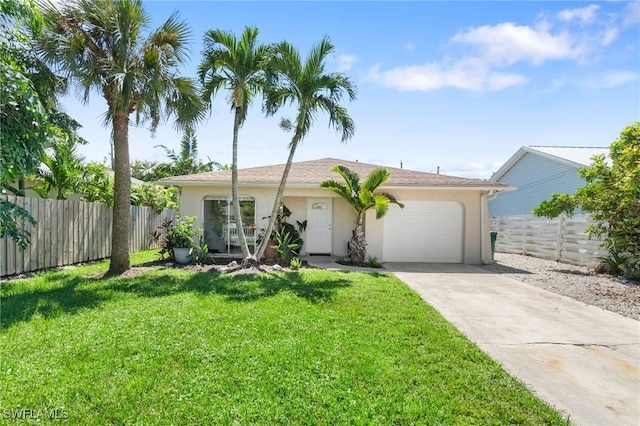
[289,257,303,270]
[166,215,196,248]
[366,256,382,268]
[272,230,302,264]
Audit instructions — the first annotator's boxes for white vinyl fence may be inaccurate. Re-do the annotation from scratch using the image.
[1,196,175,277]
[490,214,603,266]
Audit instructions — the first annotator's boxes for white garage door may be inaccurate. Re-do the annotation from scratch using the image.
[383,201,463,263]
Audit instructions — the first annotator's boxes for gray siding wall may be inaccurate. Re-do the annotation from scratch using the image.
[489,153,584,216]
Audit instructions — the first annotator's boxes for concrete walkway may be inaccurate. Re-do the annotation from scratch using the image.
[306,258,640,426]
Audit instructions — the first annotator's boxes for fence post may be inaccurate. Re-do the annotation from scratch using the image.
[555,213,565,261]
[521,216,526,256]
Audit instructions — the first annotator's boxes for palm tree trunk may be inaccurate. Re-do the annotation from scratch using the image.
[350,216,366,264]
[254,131,302,260]
[231,107,250,259]
[107,112,131,275]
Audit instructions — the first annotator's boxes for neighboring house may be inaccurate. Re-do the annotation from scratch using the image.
[3,176,44,199]
[3,171,143,200]
[159,158,512,264]
[489,146,608,217]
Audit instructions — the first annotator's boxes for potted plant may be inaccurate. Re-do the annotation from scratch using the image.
[256,204,306,262]
[166,215,197,264]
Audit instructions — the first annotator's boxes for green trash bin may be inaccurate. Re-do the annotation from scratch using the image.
[490,232,498,260]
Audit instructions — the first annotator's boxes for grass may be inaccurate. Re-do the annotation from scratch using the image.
[0,251,566,425]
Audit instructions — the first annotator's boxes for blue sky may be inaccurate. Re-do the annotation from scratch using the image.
[62,1,640,179]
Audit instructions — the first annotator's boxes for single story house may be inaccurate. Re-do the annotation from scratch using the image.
[159,158,513,264]
[489,146,608,217]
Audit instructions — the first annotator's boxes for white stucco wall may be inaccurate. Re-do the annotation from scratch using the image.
[176,184,488,264]
[364,188,485,264]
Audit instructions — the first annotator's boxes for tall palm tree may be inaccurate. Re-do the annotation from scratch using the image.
[38,0,204,274]
[198,26,269,260]
[255,38,356,260]
[320,166,404,264]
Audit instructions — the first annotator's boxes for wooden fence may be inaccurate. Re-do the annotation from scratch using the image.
[490,214,603,266]
[0,196,175,277]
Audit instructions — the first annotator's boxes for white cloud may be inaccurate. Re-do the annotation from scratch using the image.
[600,28,619,46]
[369,21,589,93]
[575,71,640,89]
[556,5,600,24]
[370,4,630,94]
[600,71,640,88]
[624,1,640,27]
[337,54,357,72]
[451,22,584,66]
[366,59,529,92]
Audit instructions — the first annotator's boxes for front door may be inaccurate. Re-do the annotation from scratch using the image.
[306,198,333,254]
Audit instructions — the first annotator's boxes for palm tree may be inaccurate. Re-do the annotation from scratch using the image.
[38,0,204,274]
[198,26,269,260]
[78,162,114,206]
[34,135,85,200]
[254,38,357,261]
[320,166,404,264]
[155,126,222,176]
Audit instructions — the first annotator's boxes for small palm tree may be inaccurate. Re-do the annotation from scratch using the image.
[155,126,222,176]
[39,0,204,274]
[321,165,404,264]
[254,38,356,260]
[34,135,85,200]
[198,26,270,260]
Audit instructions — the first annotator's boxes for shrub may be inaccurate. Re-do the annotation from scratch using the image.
[289,257,303,270]
[166,215,196,248]
[366,256,382,268]
[272,230,302,264]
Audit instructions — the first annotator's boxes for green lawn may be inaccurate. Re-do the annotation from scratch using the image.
[1,251,566,425]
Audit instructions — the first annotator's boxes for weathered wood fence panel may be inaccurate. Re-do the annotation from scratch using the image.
[490,214,603,266]
[0,196,175,277]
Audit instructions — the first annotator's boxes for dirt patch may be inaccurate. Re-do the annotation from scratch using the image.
[129,258,305,275]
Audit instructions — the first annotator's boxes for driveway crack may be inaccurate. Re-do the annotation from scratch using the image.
[492,342,637,350]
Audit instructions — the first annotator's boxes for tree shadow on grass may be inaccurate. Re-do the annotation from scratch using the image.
[0,269,353,330]
[1,275,114,330]
[102,270,353,303]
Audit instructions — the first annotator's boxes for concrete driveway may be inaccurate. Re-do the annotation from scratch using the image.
[306,258,640,425]
[386,263,640,426]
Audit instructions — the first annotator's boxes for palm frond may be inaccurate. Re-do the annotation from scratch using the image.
[378,192,405,209]
[330,165,361,194]
[319,179,355,207]
[321,165,404,224]
[265,37,356,146]
[372,194,391,219]
[362,168,390,193]
[198,26,268,125]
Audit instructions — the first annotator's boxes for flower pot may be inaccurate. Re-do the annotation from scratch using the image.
[263,240,278,261]
[173,247,193,264]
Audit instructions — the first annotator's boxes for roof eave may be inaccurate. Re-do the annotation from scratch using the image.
[157,181,514,192]
[490,146,588,181]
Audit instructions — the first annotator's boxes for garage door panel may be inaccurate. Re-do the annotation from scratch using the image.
[383,201,463,263]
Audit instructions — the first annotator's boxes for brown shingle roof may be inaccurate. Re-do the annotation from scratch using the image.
[158,158,511,190]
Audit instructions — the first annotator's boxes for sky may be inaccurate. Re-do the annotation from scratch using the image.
[61,1,640,179]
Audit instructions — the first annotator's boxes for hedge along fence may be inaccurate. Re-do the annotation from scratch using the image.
[0,196,175,277]
[490,214,603,267]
